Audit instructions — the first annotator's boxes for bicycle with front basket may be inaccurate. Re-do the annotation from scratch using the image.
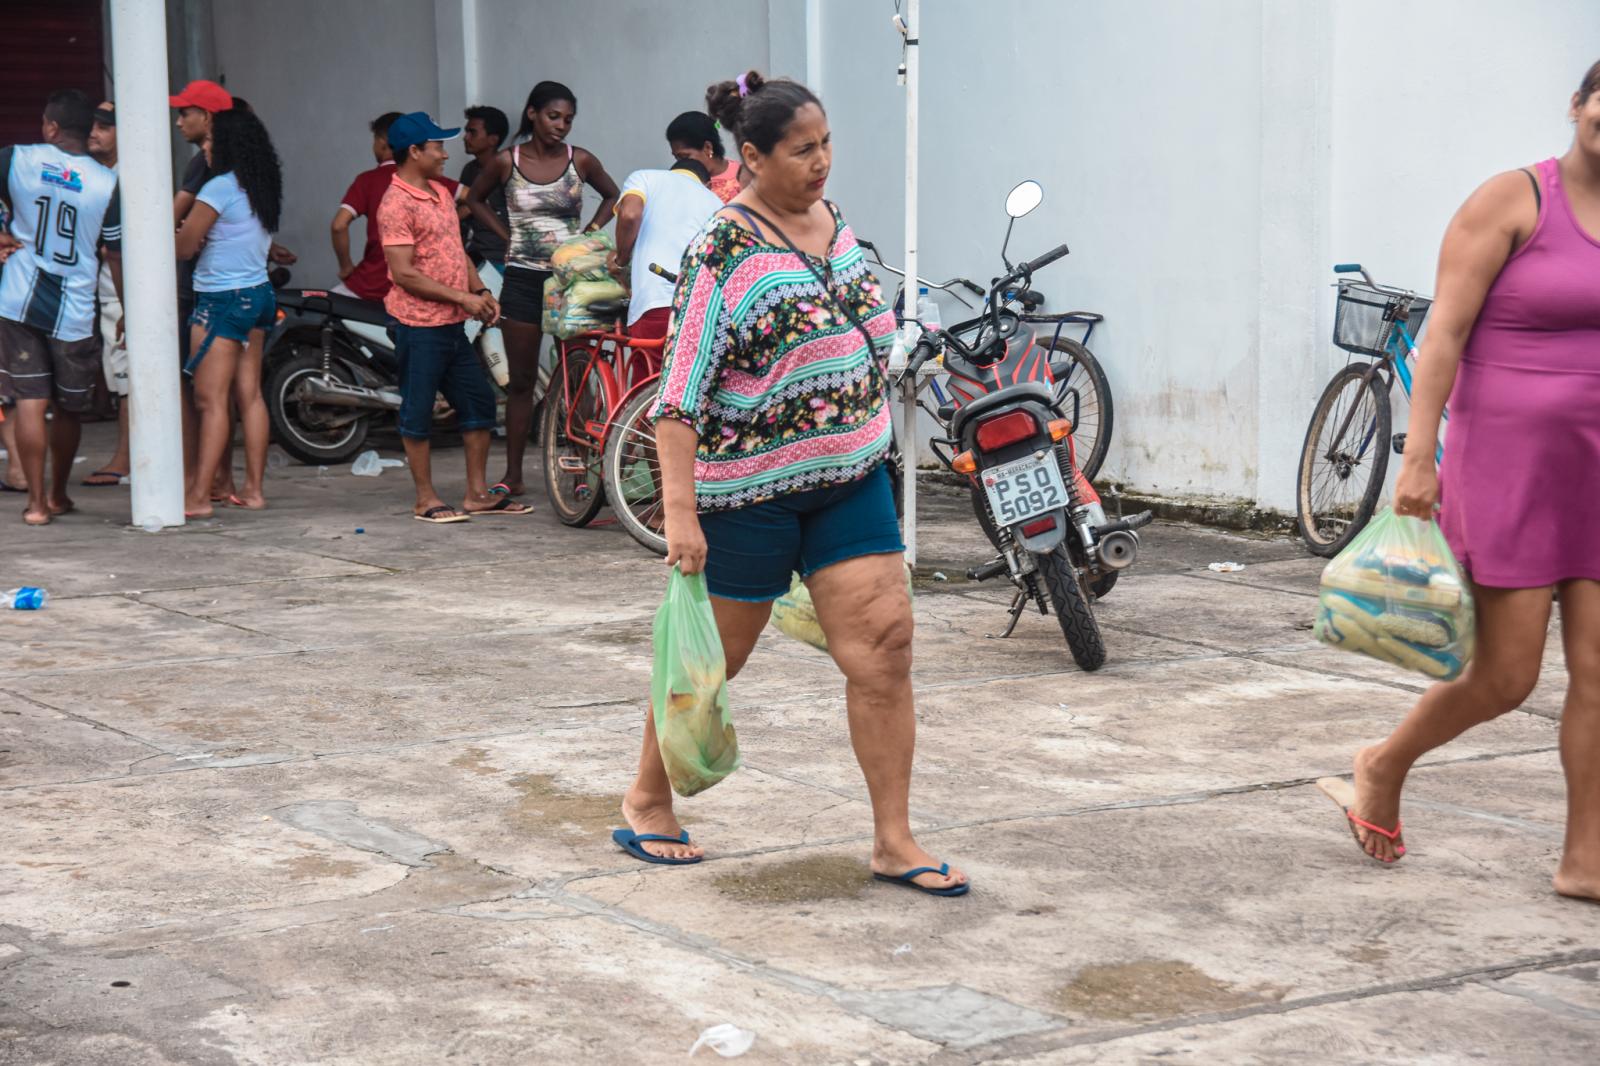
[1295,263,1446,556]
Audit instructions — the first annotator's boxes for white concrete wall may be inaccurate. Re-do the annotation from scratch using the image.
[204,0,1600,509]
[210,0,441,291]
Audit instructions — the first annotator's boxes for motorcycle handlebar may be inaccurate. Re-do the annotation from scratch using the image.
[1023,243,1071,274]
[648,262,678,284]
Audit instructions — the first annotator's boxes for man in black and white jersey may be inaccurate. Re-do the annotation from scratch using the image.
[0,89,123,527]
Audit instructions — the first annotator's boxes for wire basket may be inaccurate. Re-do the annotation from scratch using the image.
[1334,282,1431,357]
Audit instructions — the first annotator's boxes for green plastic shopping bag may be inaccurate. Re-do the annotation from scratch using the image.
[651,567,741,796]
[1313,508,1475,681]
[768,567,916,653]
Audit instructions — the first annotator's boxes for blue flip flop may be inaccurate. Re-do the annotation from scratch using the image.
[612,827,703,866]
[873,862,969,897]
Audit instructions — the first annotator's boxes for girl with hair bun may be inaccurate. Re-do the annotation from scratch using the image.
[613,70,970,898]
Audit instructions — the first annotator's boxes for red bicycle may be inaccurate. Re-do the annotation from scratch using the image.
[541,297,665,527]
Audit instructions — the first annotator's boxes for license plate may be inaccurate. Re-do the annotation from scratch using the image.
[981,454,1069,527]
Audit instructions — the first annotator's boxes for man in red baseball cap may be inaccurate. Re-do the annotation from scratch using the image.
[168,79,233,115]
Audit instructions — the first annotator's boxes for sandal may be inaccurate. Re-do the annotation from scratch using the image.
[1316,776,1406,864]
[872,862,970,897]
[81,468,128,487]
[487,482,512,496]
[468,496,532,516]
[414,505,470,524]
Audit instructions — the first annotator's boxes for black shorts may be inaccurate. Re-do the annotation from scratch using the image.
[499,265,551,326]
[0,317,102,412]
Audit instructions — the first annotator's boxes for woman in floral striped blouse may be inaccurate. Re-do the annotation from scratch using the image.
[613,71,969,898]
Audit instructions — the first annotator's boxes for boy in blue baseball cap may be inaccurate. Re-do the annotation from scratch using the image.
[377,112,531,522]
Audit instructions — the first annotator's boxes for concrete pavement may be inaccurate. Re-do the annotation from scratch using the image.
[1,424,1596,1064]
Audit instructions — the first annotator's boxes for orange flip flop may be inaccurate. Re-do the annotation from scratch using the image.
[1316,777,1406,864]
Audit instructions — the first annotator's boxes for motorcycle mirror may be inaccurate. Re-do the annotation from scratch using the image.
[1005,180,1043,219]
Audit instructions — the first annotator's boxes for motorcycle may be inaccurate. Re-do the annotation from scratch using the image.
[900,180,1151,670]
[263,272,514,465]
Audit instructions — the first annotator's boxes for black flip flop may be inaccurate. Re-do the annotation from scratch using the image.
[414,505,470,524]
[81,468,128,487]
[470,496,533,516]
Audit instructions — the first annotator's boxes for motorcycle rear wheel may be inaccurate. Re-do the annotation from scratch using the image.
[264,350,371,465]
[1036,544,1107,671]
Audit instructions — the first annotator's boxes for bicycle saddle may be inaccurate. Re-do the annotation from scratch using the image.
[586,298,627,320]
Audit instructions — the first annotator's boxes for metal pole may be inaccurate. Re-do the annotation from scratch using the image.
[900,0,920,564]
[111,0,186,530]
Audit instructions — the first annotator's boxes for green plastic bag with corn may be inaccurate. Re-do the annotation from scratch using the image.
[651,567,742,796]
[1313,508,1475,680]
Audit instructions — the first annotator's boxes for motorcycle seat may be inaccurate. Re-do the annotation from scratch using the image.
[278,288,391,327]
[949,381,1054,440]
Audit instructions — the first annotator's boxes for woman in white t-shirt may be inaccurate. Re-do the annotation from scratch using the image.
[175,107,282,517]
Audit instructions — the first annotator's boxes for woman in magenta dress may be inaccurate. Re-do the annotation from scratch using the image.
[1326,60,1600,901]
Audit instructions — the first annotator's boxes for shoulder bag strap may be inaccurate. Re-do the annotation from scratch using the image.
[722,202,883,371]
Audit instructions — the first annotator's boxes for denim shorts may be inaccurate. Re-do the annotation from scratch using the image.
[391,320,498,439]
[700,462,905,602]
[187,281,276,375]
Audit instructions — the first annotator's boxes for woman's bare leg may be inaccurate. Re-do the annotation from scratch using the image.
[807,552,967,891]
[231,329,270,508]
[497,318,544,495]
[1554,580,1600,901]
[621,595,769,861]
[1350,584,1553,862]
[185,331,242,518]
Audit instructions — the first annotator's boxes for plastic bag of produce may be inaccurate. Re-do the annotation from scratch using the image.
[770,573,829,651]
[651,567,741,797]
[542,274,564,335]
[551,232,614,287]
[567,277,627,308]
[1313,508,1475,681]
[768,566,916,653]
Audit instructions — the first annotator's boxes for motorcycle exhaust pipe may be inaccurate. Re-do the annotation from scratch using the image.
[1097,529,1140,570]
[299,376,402,412]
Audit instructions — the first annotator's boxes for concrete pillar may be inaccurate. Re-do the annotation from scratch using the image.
[111,0,187,530]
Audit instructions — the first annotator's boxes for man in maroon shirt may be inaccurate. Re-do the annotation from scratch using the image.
[330,112,401,301]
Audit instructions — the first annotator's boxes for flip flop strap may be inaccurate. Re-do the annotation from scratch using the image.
[1346,811,1402,840]
[631,831,689,845]
[893,863,949,881]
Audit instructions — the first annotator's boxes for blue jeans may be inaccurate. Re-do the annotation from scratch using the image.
[390,320,497,439]
[186,281,276,375]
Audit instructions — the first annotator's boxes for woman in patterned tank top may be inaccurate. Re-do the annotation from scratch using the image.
[465,81,618,496]
[611,71,969,898]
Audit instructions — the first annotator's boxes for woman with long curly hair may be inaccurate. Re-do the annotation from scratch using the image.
[176,106,282,517]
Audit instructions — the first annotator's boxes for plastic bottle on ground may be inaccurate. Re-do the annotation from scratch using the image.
[350,450,382,477]
[3,587,49,610]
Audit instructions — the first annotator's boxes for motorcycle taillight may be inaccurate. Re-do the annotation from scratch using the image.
[974,410,1038,452]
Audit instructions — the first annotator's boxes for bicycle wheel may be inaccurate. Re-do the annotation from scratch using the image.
[541,346,608,527]
[1040,337,1113,482]
[1296,363,1391,557]
[603,384,669,556]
